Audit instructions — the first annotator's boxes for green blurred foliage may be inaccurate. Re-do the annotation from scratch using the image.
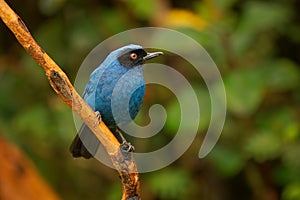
[147,168,192,199]
[0,0,300,199]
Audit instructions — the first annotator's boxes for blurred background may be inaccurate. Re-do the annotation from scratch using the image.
[0,0,300,199]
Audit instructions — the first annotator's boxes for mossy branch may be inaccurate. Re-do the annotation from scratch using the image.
[0,1,140,199]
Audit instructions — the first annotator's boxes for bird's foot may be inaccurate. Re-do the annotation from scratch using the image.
[115,128,135,152]
[120,141,135,152]
[93,111,102,127]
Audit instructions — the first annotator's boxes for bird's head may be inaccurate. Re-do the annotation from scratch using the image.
[108,44,163,68]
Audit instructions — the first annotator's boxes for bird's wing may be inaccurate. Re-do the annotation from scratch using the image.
[81,66,105,109]
[82,80,95,99]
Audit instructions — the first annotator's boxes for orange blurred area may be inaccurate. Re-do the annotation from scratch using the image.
[0,136,59,200]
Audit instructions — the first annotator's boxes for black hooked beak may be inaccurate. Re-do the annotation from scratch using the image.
[143,51,163,61]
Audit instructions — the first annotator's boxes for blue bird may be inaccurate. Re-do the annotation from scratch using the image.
[70,44,163,158]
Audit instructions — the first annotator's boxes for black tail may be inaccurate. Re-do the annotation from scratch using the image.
[69,124,100,159]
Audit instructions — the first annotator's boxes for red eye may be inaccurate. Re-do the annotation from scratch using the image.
[130,53,138,60]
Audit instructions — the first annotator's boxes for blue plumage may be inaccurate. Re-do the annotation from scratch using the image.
[70,44,163,158]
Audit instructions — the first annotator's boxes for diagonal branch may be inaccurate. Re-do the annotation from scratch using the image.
[0,1,140,199]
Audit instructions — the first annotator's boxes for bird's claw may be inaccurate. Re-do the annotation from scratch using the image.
[115,128,135,152]
[120,141,135,152]
[93,111,102,127]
